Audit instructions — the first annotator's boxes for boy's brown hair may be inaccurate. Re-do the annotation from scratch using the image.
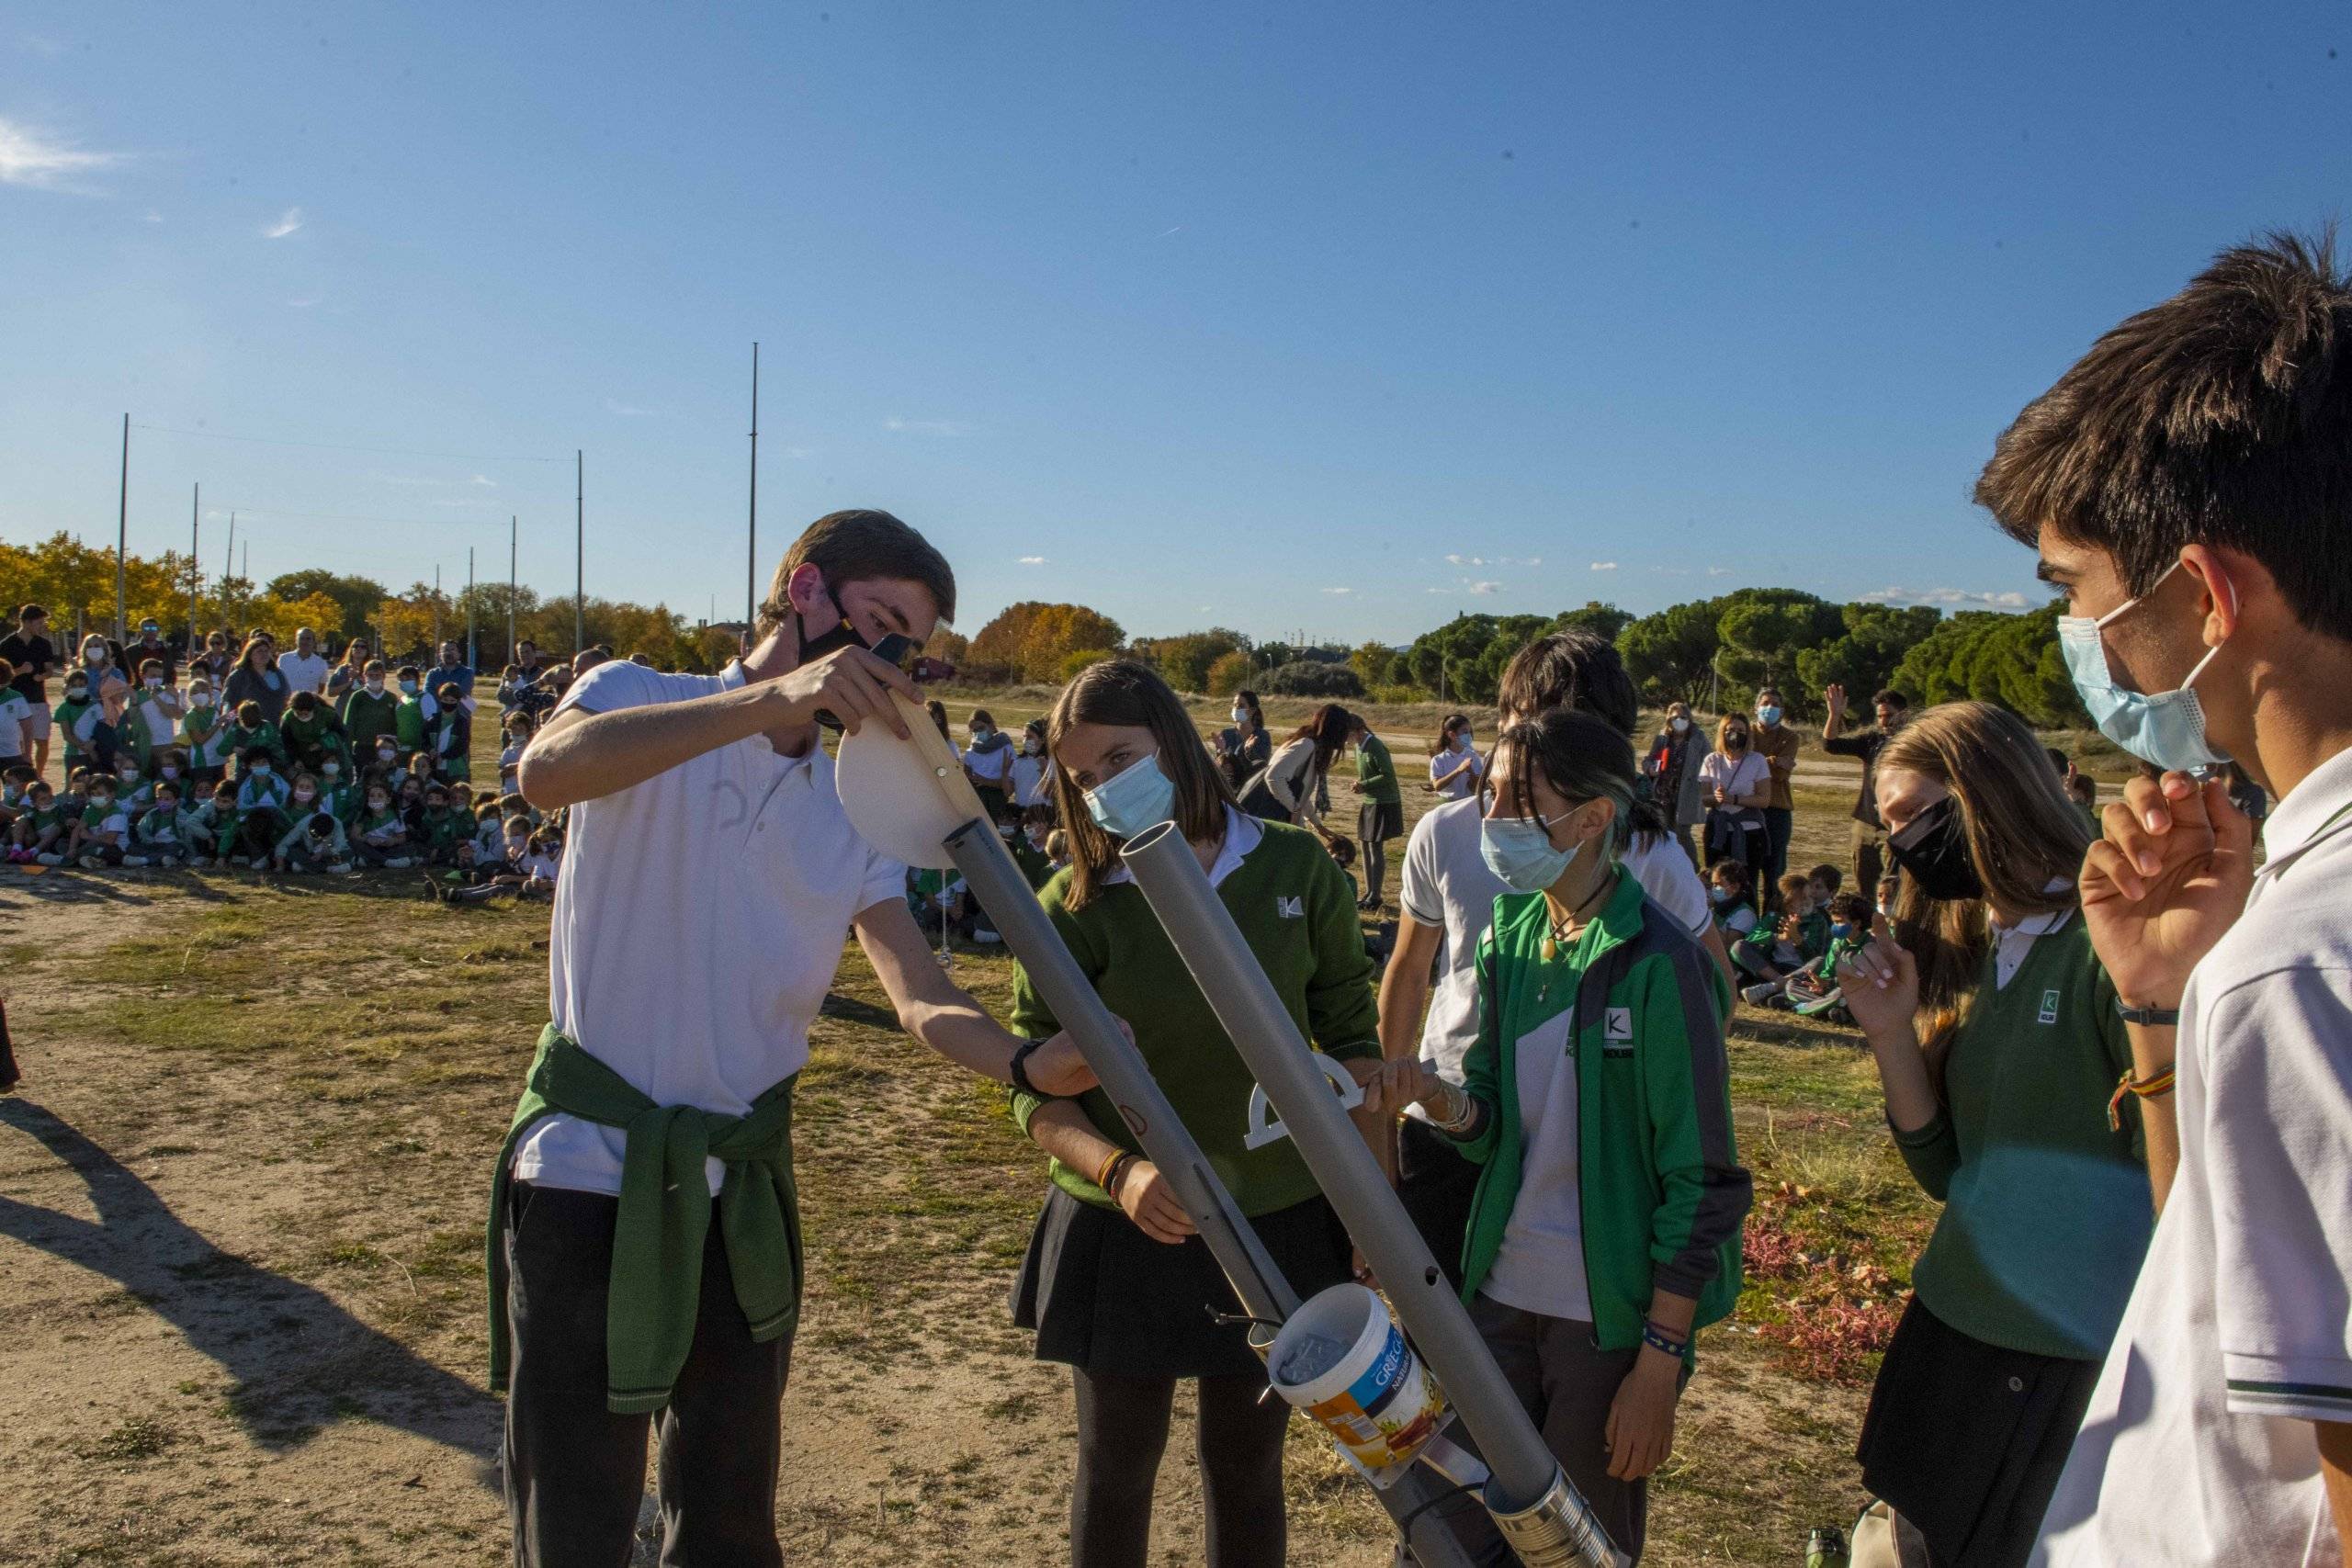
[1976,230,2352,640]
[755,509,957,639]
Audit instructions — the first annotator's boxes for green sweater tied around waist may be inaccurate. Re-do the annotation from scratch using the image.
[486,1024,802,1414]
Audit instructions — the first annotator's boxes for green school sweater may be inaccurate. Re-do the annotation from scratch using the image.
[1891,915,2153,1360]
[280,708,347,769]
[1354,735,1402,807]
[394,695,429,752]
[179,704,228,767]
[1453,872,1750,1355]
[341,688,401,749]
[222,719,285,771]
[52,695,92,756]
[1006,820,1379,1217]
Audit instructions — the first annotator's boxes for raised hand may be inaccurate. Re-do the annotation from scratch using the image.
[2080,772,2254,1009]
[1835,913,1920,1042]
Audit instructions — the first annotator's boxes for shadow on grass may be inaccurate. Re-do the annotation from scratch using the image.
[820,990,900,1032]
[0,1098,501,1483]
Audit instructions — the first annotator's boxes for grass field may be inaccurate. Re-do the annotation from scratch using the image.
[0,687,1939,1566]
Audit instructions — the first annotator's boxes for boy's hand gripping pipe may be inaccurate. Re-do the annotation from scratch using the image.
[834,699,1480,1568]
[1119,819,1629,1568]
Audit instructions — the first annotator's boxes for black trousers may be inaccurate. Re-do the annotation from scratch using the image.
[1396,1117,1477,1290]
[503,1180,793,1568]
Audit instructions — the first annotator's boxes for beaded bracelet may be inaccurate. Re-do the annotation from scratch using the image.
[1641,1322,1690,1360]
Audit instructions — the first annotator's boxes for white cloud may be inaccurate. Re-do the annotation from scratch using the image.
[605,399,659,418]
[1322,586,1352,595]
[0,117,127,192]
[1589,561,1619,572]
[1467,581,1502,595]
[779,445,813,460]
[141,209,163,223]
[1706,566,1733,577]
[884,415,970,436]
[469,474,496,487]
[1018,555,1046,565]
[263,206,303,239]
[1521,557,1543,567]
[288,295,320,310]
[1860,585,2030,610]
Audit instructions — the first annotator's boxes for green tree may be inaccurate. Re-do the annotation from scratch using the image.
[1554,600,1633,644]
[1713,589,1848,708]
[265,570,389,640]
[1349,640,1404,691]
[1205,649,1256,697]
[1792,604,1941,706]
[1132,627,1250,692]
[1618,597,1728,708]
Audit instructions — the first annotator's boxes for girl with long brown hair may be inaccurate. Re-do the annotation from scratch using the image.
[1833,702,2154,1567]
[1005,659,1385,1568]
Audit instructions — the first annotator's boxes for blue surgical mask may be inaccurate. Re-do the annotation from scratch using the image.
[2057,559,2233,773]
[1757,705,1782,726]
[1478,814,1578,893]
[1083,752,1176,840]
[1830,921,1855,942]
[1710,886,1733,905]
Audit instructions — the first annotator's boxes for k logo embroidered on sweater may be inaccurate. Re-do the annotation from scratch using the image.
[2038,988,2061,1025]
[1606,1008,1634,1041]
[1276,896,1304,919]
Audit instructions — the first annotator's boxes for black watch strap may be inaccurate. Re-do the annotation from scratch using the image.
[1009,1038,1046,1098]
[2115,999,2181,1028]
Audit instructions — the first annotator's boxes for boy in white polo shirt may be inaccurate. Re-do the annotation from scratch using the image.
[493,509,1102,1568]
[1971,232,2352,1566]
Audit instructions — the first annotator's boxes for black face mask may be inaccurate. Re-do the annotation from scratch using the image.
[793,583,872,666]
[1886,795,1983,902]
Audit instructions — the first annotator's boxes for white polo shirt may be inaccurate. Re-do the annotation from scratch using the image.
[277,649,330,696]
[1397,795,1712,1104]
[510,660,905,1199]
[2032,744,2352,1568]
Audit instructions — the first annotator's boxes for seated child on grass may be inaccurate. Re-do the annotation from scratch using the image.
[351,780,417,869]
[69,773,130,868]
[8,781,70,864]
[1734,871,1830,983]
[1743,890,1873,1014]
[232,747,292,864]
[274,810,354,874]
[1709,859,1759,946]
[125,781,190,867]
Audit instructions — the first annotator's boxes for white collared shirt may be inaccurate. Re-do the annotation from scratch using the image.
[511,660,906,1199]
[1989,882,2078,989]
[2034,744,2352,1568]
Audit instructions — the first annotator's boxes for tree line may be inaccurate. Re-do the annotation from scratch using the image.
[950,587,2088,728]
[0,531,730,671]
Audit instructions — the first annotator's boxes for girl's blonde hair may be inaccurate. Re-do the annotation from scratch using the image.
[1878,702,2089,1073]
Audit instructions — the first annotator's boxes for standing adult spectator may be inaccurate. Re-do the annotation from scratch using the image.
[187,630,233,683]
[432,640,477,712]
[222,635,289,726]
[1965,233,2352,1568]
[571,647,608,679]
[1750,684,1800,898]
[962,708,1014,822]
[514,638,548,682]
[276,627,331,697]
[0,658,30,772]
[0,604,57,780]
[327,635,374,702]
[1238,704,1351,836]
[1212,689,1272,796]
[1700,714,1773,904]
[1822,684,1909,897]
[74,633,122,694]
[493,509,1098,1568]
[1643,700,1706,864]
[121,618,177,686]
[1428,712,1484,801]
[1836,703,2152,1568]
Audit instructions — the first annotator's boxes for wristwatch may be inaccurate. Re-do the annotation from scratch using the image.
[1009,1038,1047,1098]
[2114,999,2181,1028]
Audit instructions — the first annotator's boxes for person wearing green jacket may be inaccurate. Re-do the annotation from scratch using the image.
[52,671,95,780]
[340,659,401,759]
[1006,658,1386,1568]
[391,665,434,764]
[1832,702,2152,1568]
[218,700,285,780]
[278,689,350,775]
[1395,706,1749,1564]
[1346,712,1403,910]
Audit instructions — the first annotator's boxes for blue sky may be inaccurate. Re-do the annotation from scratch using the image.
[4,4,2346,647]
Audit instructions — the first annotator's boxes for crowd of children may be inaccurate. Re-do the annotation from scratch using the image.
[0,647,566,905]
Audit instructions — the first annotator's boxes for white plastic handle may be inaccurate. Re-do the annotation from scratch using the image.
[1242,1053,1365,1150]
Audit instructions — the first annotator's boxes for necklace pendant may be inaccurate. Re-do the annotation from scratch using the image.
[1541,935,1557,963]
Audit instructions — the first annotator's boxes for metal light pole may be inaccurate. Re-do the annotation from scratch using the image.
[507,514,517,660]
[433,563,443,652]
[574,450,584,653]
[114,413,130,640]
[747,341,760,628]
[188,482,200,651]
[468,547,477,671]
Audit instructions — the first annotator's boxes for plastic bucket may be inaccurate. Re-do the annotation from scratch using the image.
[1267,1282,1448,1480]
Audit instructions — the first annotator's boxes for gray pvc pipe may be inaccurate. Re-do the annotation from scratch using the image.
[943,821,1481,1568]
[1119,820,1623,1566]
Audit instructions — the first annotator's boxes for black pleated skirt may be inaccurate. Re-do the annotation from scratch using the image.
[1010,1186,1352,1379]
[1856,1295,2103,1568]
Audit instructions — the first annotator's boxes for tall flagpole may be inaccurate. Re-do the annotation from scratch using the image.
[189,482,200,650]
[747,341,759,628]
[574,450,584,653]
[508,514,517,660]
[467,547,477,670]
[223,512,235,582]
[115,413,130,640]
